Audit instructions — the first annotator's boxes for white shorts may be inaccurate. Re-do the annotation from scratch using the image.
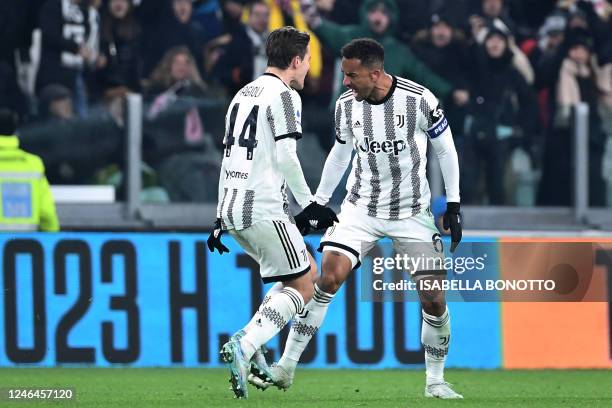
[229,220,310,283]
[319,202,445,277]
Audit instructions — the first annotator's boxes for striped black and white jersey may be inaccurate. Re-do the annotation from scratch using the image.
[333,76,454,219]
[217,73,306,230]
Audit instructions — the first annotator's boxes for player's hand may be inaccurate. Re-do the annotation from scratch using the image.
[295,202,338,235]
[207,218,230,254]
[294,212,311,236]
[443,202,462,253]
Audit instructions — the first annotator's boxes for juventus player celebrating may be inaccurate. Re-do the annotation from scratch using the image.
[252,38,463,399]
[207,27,337,399]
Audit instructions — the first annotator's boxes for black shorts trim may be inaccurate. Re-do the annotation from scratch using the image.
[274,132,302,141]
[262,265,311,284]
[318,241,361,270]
[273,221,298,269]
[412,269,447,277]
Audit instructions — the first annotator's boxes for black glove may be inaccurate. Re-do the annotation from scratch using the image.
[295,202,338,236]
[294,212,312,236]
[207,218,230,254]
[443,202,462,253]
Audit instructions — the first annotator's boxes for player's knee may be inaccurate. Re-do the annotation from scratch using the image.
[317,273,339,294]
[300,282,314,304]
[318,259,346,294]
[422,299,446,316]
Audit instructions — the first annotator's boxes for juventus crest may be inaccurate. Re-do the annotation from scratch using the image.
[396,114,405,128]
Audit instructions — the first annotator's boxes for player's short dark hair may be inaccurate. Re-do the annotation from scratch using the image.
[341,38,385,69]
[0,109,18,135]
[266,26,310,69]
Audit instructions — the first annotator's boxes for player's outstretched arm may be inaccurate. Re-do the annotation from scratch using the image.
[430,129,462,252]
[293,141,350,235]
[313,140,353,205]
[275,137,315,209]
[276,138,338,234]
[423,91,462,252]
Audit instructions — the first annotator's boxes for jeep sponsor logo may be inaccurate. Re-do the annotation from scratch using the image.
[225,170,249,179]
[358,137,406,156]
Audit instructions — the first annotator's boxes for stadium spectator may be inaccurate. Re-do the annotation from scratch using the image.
[144,46,207,149]
[539,30,608,206]
[272,1,326,84]
[191,0,226,42]
[210,0,270,95]
[462,26,538,205]
[302,0,456,104]
[411,13,471,132]
[393,0,473,41]
[501,0,558,39]
[220,0,249,35]
[0,63,29,120]
[563,2,612,62]
[312,0,361,25]
[0,1,27,105]
[531,12,567,77]
[470,0,517,36]
[93,0,142,101]
[530,12,567,136]
[38,84,75,121]
[145,46,207,100]
[0,1,24,67]
[36,0,94,116]
[0,0,45,79]
[469,0,537,84]
[141,0,206,77]
[0,109,59,232]
[471,18,535,84]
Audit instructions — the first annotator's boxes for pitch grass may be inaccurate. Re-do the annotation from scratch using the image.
[1,368,611,407]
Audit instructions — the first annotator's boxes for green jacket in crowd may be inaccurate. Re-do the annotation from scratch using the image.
[314,0,453,103]
[0,135,59,232]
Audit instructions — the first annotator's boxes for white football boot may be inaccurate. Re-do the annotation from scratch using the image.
[424,382,464,399]
[248,363,294,391]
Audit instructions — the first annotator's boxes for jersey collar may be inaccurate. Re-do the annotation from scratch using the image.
[365,75,397,106]
[263,72,291,90]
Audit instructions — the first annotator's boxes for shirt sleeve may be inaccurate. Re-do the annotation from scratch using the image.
[276,138,314,209]
[314,139,353,205]
[334,97,353,144]
[267,89,303,141]
[420,89,461,203]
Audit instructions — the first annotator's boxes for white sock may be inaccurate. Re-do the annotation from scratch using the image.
[421,307,451,386]
[279,284,334,371]
[241,286,304,360]
[243,282,283,334]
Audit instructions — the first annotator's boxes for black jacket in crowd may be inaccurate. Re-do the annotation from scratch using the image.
[411,30,471,131]
[36,0,90,92]
[467,42,538,142]
[94,14,142,96]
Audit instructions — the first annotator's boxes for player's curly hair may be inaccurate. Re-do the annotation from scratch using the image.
[266,26,310,69]
[341,38,385,69]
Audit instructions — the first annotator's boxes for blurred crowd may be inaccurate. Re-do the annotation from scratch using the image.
[0,0,611,206]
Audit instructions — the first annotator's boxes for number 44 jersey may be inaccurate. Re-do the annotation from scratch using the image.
[217,73,304,231]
